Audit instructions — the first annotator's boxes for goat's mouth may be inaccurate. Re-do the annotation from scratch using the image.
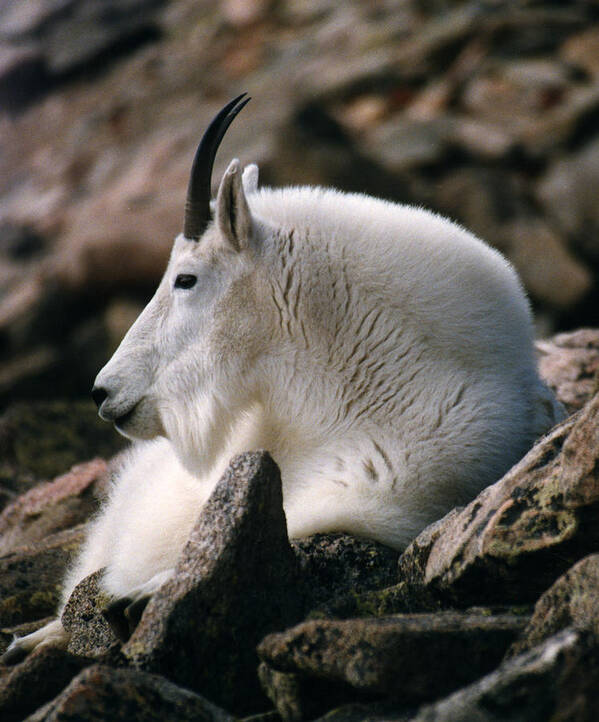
[114,406,136,431]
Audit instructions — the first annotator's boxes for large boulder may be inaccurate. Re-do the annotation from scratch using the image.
[122,451,303,715]
[398,390,599,606]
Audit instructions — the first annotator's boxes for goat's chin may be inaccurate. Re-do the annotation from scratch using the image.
[114,401,165,440]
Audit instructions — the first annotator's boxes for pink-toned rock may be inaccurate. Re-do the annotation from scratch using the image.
[398,389,599,606]
[0,525,86,626]
[0,459,107,556]
[537,329,599,413]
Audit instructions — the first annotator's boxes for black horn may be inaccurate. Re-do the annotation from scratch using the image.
[183,93,251,241]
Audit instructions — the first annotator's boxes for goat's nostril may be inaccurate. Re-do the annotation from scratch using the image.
[92,386,108,409]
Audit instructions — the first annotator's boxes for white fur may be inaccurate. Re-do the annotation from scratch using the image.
[8,160,564,657]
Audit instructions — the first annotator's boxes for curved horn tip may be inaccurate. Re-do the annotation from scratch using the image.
[183,94,251,241]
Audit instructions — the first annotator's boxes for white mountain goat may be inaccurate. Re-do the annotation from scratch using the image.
[5,94,564,660]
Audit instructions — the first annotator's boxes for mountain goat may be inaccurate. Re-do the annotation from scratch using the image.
[5,94,564,660]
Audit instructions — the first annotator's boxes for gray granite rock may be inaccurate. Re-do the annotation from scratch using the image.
[62,569,120,659]
[123,451,302,716]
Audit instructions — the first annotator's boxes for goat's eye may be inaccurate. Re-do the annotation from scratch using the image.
[174,274,197,290]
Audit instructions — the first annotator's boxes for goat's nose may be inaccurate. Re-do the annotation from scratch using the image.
[91,386,108,409]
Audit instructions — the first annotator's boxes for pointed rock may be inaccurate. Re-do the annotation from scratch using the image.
[123,451,302,715]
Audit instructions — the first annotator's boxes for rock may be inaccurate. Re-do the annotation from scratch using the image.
[0,42,46,111]
[0,525,85,626]
[258,611,528,716]
[536,137,599,263]
[293,530,440,620]
[364,117,450,173]
[461,58,570,130]
[0,222,46,260]
[0,618,54,659]
[536,328,599,413]
[0,0,166,110]
[291,533,399,615]
[25,664,235,722]
[61,569,119,659]
[398,390,599,606]
[123,451,303,716]
[508,553,599,658]
[258,663,381,722]
[503,218,592,311]
[0,645,90,722]
[434,167,528,251]
[314,701,414,722]
[315,580,442,621]
[0,458,107,555]
[409,629,599,722]
[520,85,599,157]
[561,26,599,78]
[0,401,126,498]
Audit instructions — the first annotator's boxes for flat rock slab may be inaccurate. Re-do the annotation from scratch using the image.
[25,664,234,722]
[0,645,90,722]
[123,451,302,716]
[409,629,599,722]
[258,611,528,710]
[0,524,86,626]
[509,552,599,657]
[398,391,599,606]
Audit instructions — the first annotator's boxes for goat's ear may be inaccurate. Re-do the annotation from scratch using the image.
[242,163,259,194]
[215,159,252,252]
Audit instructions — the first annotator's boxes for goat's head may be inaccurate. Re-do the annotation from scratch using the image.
[92,95,267,470]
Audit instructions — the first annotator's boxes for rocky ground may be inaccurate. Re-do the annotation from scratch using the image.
[1,0,599,404]
[2,0,599,720]
[0,329,597,720]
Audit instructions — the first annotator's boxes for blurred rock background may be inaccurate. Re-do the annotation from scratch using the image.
[1,0,598,411]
